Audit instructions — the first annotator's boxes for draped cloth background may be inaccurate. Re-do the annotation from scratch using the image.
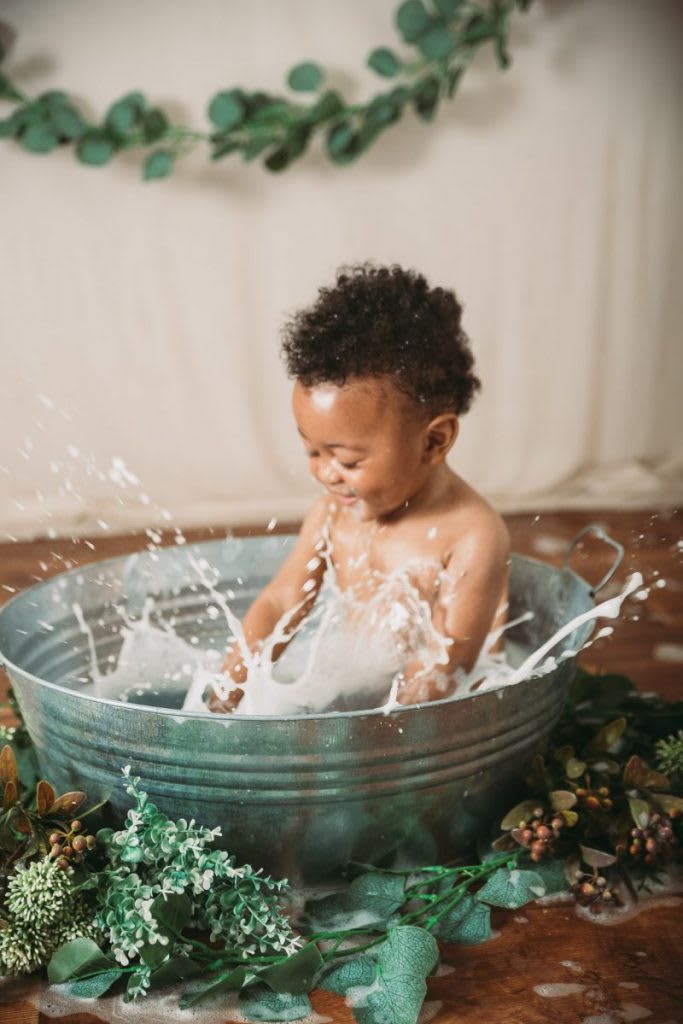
[1,0,682,539]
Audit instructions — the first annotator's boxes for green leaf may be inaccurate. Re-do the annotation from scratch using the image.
[412,75,440,122]
[21,125,59,153]
[287,62,324,92]
[580,845,616,870]
[306,872,405,930]
[433,0,463,16]
[76,132,116,166]
[417,24,457,59]
[180,966,257,1009]
[151,891,191,936]
[530,857,569,895]
[310,89,345,123]
[0,72,24,102]
[584,717,626,756]
[106,95,142,135]
[476,867,546,909]
[495,30,511,70]
[326,121,359,164]
[564,757,587,780]
[50,105,86,140]
[368,48,402,78]
[261,943,323,995]
[208,90,245,130]
[319,956,377,995]
[433,894,491,944]
[396,0,432,43]
[240,987,313,1022]
[628,796,651,830]
[623,755,669,791]
[48,938,115,985]
[58,969,123,999]
[39,90,69,108]
[549,790,577,812]
[243,135,273,161]
[211,137,242,160]
[149,954,203,990]
[352,927,438,1024]
[143,148,174,180]
[142,107,168,143]
[264,125,311,172]
[501,799,539,831]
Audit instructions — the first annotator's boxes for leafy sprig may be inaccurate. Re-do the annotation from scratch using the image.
[0,0,533,180]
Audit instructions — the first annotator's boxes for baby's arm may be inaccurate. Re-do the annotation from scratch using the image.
[397,515,510,705]
[207,499,329,712]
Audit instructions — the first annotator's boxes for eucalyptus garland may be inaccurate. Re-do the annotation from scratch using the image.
[0,0,532,181]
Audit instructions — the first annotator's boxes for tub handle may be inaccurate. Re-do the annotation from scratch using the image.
[563,524,624,596]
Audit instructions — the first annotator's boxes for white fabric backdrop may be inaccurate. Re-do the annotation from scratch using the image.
[1,0,682,540]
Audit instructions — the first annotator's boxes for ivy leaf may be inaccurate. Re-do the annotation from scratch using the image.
[76,131,116,165]
[208,90,245,131]
[240,987,313,1022]
[261,943,323,995]
[287,62,324,93]
[530,857,569,894]
[368,48,402,78]
[396,0,432,44]
[319,955,378,995]
[179,965,257,1009]
[476,867,546,909]
[433,893,491,944]
[48,938,116,984]
[143,148,174,181]
[305,872,405,930]
[352,927,439,1024]
[58,969,123,999]
[417,24,457,60]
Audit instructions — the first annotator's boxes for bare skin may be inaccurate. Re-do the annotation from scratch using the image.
[209,376,510,711]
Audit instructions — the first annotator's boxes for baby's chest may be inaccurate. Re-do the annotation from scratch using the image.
[328,525,445,601]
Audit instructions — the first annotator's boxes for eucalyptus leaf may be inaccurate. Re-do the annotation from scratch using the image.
[305,872,405,930]
[310,89,344,123]
[0,72,23,102]
[21,125,59,153]
[240,986,313,1022]
[76,133,116,166]
[106,97,140,135]
[628,796,651,830]
[476,867,546,908]
[417,25,457,60]
[50,105,86,140]
[208,90,245,130]
[585,717,626,756]
[580,845,616,869]
[142,108,168,143]
[434,0,463,16]
[287,62,324,93]
[433,893,491,944]
[143,148,174,181]
[549,790,578,812]
[564,757,587,779]
[368,47,402,78]
[412,76,440,122]
[58,969,123,999]
[396,0,432,44]
[501,799,539,831]
[48,938,116,984]
[326,121,358,164]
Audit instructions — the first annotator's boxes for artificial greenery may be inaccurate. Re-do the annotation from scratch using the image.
[0,0,532,181]
[0,668,681,1024]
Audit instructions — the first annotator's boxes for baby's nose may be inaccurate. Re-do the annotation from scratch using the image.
[318,460,343,485]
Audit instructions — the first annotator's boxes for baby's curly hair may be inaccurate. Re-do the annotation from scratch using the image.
[281,264,480,417]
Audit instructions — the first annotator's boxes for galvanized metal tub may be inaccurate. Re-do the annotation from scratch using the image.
[0,530,620,883]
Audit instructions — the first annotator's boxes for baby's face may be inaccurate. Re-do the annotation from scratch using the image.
[292,377,432,520]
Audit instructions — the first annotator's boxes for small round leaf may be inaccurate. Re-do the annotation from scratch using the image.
[143,148,174,181]
[287,62,324,92]
[208,90,245,130]
[106,98,138,135]
[396,0,432,43]
[434,0,462,15]
[368,48,402,78]
[142,108,168,143]
[418,24,457,59]
[77,133,115,166]
[21,125,59,153]
[51,105,86,140]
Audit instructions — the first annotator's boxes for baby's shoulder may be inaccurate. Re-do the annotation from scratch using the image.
[438,485,509,567]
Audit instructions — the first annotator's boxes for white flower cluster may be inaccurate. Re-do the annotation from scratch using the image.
[0,858,98,976]
[97,769,299,989]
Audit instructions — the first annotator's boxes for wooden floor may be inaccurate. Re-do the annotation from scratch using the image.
[0,509,681,1023]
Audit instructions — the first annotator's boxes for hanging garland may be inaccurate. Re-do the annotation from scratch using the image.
[0,0,532,181]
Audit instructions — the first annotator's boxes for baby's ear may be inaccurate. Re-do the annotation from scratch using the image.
[424,414,459,463]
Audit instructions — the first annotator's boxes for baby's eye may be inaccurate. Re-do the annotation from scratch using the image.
[338,460,359,470]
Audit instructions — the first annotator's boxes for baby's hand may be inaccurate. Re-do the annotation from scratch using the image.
[207,645,248,713]
[396,662,453,706]
[207,681,244,713]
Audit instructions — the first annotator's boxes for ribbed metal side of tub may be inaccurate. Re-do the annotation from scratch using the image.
[0,537,592,883]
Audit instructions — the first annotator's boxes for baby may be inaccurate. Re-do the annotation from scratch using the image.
[209,264,509,712]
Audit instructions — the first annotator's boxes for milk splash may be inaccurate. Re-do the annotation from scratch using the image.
[71,528,644,717]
